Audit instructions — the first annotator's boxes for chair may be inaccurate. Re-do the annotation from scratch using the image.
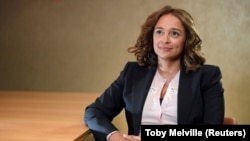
[74,130,94,141]
[224,117,237,125]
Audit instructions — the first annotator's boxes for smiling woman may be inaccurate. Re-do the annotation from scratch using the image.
[84,5,224,141]
[0,1,249,140]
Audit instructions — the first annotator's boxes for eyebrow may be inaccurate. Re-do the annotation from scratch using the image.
[154,27,182,32]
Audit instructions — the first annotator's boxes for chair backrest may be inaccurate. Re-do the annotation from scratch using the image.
[224,117,237,125]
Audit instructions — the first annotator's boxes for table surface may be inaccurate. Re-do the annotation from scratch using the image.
[0,90,99,141]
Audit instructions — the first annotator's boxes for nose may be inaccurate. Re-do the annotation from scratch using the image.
[162,34,170,44]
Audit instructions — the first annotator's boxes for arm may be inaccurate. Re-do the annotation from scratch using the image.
[84,63,129,141]
[202,65,225,124]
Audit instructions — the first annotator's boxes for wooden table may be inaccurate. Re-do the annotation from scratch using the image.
[0,91,99,141]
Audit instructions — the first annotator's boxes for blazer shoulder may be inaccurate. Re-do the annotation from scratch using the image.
[198,64,223,82]
[121,61,155,78]
[125,61,140,67]
[123,61,149,70]
[200,64,222,74]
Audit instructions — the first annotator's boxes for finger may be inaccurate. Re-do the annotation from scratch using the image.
[123,134,141,141]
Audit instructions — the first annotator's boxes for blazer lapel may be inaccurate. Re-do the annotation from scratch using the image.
[131,67,156,134]
[177,67,197,124]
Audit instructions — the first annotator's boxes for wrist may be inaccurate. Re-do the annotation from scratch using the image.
[107,131,120,141]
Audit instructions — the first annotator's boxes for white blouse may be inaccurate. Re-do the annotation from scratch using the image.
[141,70,180,125]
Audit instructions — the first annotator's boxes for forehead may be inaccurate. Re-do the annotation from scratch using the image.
[155,14,184,31]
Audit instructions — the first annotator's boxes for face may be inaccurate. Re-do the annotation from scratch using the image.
[153,14,186,62]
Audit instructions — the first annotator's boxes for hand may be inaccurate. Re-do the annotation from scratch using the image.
[109,132,127,141]
[123,134,141,141]
[109,132,141,141]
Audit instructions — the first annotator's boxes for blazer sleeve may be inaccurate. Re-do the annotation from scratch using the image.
[201,65,225,124]
[84,62,130,141]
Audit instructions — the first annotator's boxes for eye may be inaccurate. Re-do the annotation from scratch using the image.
[169,31,180,38]
[154,29,165,35]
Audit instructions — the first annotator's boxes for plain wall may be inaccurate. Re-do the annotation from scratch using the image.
[0,0,249,128]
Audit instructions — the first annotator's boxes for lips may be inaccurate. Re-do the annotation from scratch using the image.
[159,47,172,51]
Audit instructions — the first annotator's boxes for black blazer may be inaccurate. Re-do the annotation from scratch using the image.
[84,62,225,141]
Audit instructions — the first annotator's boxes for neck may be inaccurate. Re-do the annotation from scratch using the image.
[157,59,181,81]
[157,59,180,73]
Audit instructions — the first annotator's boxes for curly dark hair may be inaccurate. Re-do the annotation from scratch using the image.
[128,5,206,72]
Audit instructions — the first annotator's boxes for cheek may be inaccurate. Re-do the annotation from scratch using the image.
[172,40,185,52]
[153,36,161,45]
[153,37,158,47]
[153,36,157,43]
[176,39,185,48]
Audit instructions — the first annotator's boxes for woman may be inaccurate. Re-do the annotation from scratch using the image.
[84,5,224,141]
